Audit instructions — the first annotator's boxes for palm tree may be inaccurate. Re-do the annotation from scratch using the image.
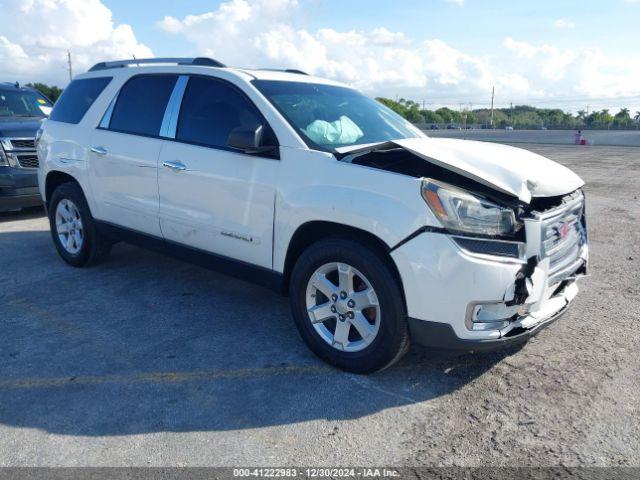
[600,109,613,129]
[614,108,631,128]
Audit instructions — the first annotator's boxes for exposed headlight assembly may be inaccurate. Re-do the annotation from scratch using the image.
[421,178,520,237]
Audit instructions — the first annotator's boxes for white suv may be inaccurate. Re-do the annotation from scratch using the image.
[37,58,588,373]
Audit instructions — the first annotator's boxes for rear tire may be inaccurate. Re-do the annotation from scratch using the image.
[48,182,112,267]
[289,237,409,373]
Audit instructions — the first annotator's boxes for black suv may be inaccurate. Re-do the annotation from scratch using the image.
[0,82,52,211]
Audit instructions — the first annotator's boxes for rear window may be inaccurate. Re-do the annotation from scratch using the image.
[108,75,177,137]
[49,77,112,124]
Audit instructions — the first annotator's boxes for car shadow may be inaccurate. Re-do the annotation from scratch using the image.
[0,228,522,436]
[0,205,46,223]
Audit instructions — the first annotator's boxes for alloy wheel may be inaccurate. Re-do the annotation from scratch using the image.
[55,199,84,255]
[305,262,381,352]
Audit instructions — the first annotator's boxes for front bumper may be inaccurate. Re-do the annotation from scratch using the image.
[408,284,573,351]
[392,230,587,349]
[0,166,41,211]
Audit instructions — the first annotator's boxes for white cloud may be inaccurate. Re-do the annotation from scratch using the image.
[445,0,465,5]
[503,37,577,82]
[503,37,538,59]
[0,0,152,86]
[156,1,640,108]
[157,0,493,99]
[497,74,530,93]
[501,37,640,103]
[554,19,575,29]
[0,0,638,110]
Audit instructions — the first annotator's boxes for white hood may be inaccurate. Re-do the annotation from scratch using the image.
[392,137,584,203]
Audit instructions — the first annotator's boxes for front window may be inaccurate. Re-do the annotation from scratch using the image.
[252,80,423,151]
[0,89,52,118]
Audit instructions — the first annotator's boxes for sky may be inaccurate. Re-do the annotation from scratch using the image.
[1,0,639,113]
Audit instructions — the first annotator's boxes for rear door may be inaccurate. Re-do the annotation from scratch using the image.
[158,75,280,269]
[89,74,178,236]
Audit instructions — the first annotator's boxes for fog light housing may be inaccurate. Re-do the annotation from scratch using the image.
[469,302,529,331]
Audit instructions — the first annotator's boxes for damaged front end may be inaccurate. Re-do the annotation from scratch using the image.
[482,190,588,338]
[341,140,588,346]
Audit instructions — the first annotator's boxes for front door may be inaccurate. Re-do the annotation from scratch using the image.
[158,76,279,269]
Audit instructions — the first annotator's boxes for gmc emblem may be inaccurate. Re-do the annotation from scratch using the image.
[557,221,573,240]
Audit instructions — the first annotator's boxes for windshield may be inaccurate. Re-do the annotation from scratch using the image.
[0,89,52,118]
[252,80,423,151]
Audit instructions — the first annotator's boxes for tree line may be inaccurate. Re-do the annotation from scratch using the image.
[377,97,640,130]
[27,83,63,102]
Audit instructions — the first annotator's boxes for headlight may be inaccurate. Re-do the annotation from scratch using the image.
[0,144,8,166]
[35,127,44,147]
[421,178,520,236]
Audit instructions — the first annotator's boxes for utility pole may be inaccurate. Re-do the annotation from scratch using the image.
[510,102,513,126]
[490,86,495,129]
[66,50,73,81]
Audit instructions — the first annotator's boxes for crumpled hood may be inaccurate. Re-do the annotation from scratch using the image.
[0,117,43,138]
[393,137,584,203]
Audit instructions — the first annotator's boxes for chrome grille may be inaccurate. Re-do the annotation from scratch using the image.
[537,191,586,284]
[16,154,39,169]
[10,139,36,149]
[1,136,39,169]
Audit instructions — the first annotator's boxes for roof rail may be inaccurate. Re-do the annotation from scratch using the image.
[284,69,309,75]
[88,57,226,72]
[257,68,309,76]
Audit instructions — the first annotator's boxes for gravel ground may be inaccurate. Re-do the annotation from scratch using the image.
[0,144,638,467]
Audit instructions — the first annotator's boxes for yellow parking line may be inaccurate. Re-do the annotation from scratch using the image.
[0,364,332,390]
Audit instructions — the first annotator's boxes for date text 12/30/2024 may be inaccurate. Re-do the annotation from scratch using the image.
[233,468,400,478]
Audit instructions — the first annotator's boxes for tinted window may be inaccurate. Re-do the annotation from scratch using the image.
[177,76,264,148]
[109,75,177,136]
[49,77,111,124]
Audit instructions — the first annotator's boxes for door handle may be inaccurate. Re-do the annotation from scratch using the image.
[163,160,186,171]
[90,146,108,155]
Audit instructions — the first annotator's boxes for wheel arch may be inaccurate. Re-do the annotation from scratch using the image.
[282,221,406,304]
[45,171,81,206]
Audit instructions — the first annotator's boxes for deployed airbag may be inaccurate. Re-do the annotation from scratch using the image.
[304,116,364,145]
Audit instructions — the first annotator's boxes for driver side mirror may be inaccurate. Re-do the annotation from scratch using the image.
[227,124,278,156]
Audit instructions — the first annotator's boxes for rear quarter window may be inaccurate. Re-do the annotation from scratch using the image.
[107,75,177,137]
[49,77,112,124]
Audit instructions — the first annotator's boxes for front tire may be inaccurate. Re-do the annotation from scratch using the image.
[48,182,112,267]
[290,237,409,373]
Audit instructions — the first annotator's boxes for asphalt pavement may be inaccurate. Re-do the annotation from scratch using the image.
[0,144,638,467]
